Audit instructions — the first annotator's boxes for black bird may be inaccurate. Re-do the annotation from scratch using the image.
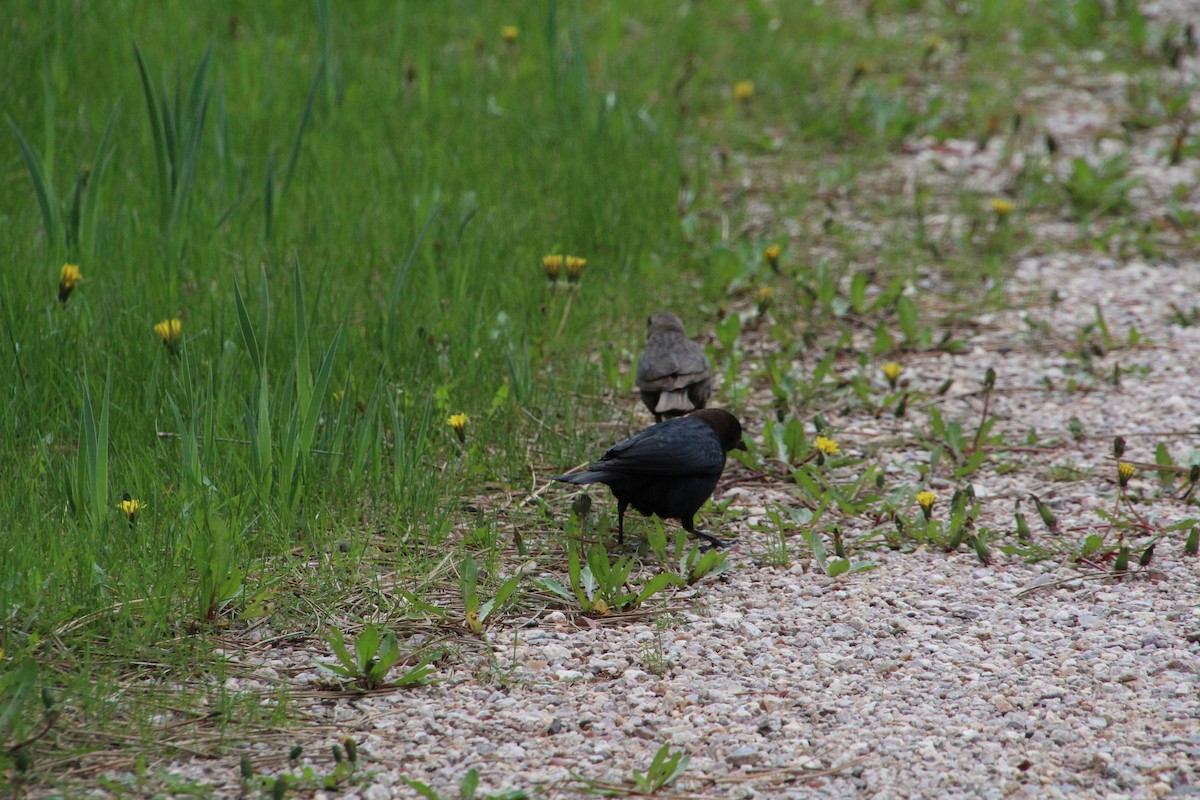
[636,311,711,422]
[554,408,746,547]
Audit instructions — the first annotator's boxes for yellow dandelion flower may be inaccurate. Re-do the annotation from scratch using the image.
[543,255,563,281]
[882,361,904,389]
[59,263,83,304]
[990,198,1015,217]
[465,610,484,634]
[154,318,183,352]
[117,495,145,523]
[565,255,586,283]
[764,244,781,271]
[501,25,519,44]
[448,412,469,443]
[734,80,755,103]
[814,436,840,457]
[1117,462,1135,487]
[756,285,775,314]
[916,490,937,520]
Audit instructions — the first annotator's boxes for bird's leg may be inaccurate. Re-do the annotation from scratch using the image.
[682,515,728,550]
[617,499,628,545]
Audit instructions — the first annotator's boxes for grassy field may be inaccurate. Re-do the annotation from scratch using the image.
[1,0,1183,793]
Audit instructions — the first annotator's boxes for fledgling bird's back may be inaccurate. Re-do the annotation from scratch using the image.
[636,311,711,422]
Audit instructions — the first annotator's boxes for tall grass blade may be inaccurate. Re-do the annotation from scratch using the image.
[132,40,171,231]
[7,117,63,254]
[281,58,324,200]
[387,206,440,342]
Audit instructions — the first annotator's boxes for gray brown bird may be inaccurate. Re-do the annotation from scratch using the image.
[554,408,746,548]
[636,311,711,422]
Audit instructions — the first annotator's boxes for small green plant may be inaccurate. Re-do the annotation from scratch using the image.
[320,625,438,690]
[244,738,369,797]
[631,744,690,793]
[574,742,690,796]
[460,554,523,634]
[804,528,876,577]
[405,768,530,800]
[535,539,681,615]
[640,616,673,676]
[185,504,249,622]
[646,521,731,584]
[1062,153,1140,223]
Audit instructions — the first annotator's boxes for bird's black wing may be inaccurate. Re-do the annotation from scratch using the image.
[594,417,724,476]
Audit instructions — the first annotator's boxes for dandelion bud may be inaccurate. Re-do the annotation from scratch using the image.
[1114,546,1130,574]
[882,362,904,389]
[990,198,1015,218]
[832,527,846,558]
[1015,509,1031,542]
[1112,436,1126,458]
[58,264,83,304]
[154,318,183,356]
[764,244,781,272]
[946,521,965,551]
[984,367,996,391]
[973,535,991,565]
[1032,494,1059,533]
[447,413,468,443]
[756,285,775,315]
[1139,543,1155,567]
[564,256,586,283]
[1117,462,1135,488]
[571,493,592,517]
[916,491,936,521]
[1185,527,1199,557]
[543,255,563,281]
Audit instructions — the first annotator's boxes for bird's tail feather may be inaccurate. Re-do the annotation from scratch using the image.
[654,390,694,415]
[553,470,606,485]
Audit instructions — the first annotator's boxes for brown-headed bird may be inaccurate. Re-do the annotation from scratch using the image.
[554,408,746,547]
[636,311,711,422]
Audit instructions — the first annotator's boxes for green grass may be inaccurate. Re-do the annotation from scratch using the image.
[0,0,1183,791]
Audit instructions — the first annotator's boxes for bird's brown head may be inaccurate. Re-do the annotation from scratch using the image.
[690,408,747,452]
[646,311,687,337]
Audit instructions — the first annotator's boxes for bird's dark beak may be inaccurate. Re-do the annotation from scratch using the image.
[734,437,748,451]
